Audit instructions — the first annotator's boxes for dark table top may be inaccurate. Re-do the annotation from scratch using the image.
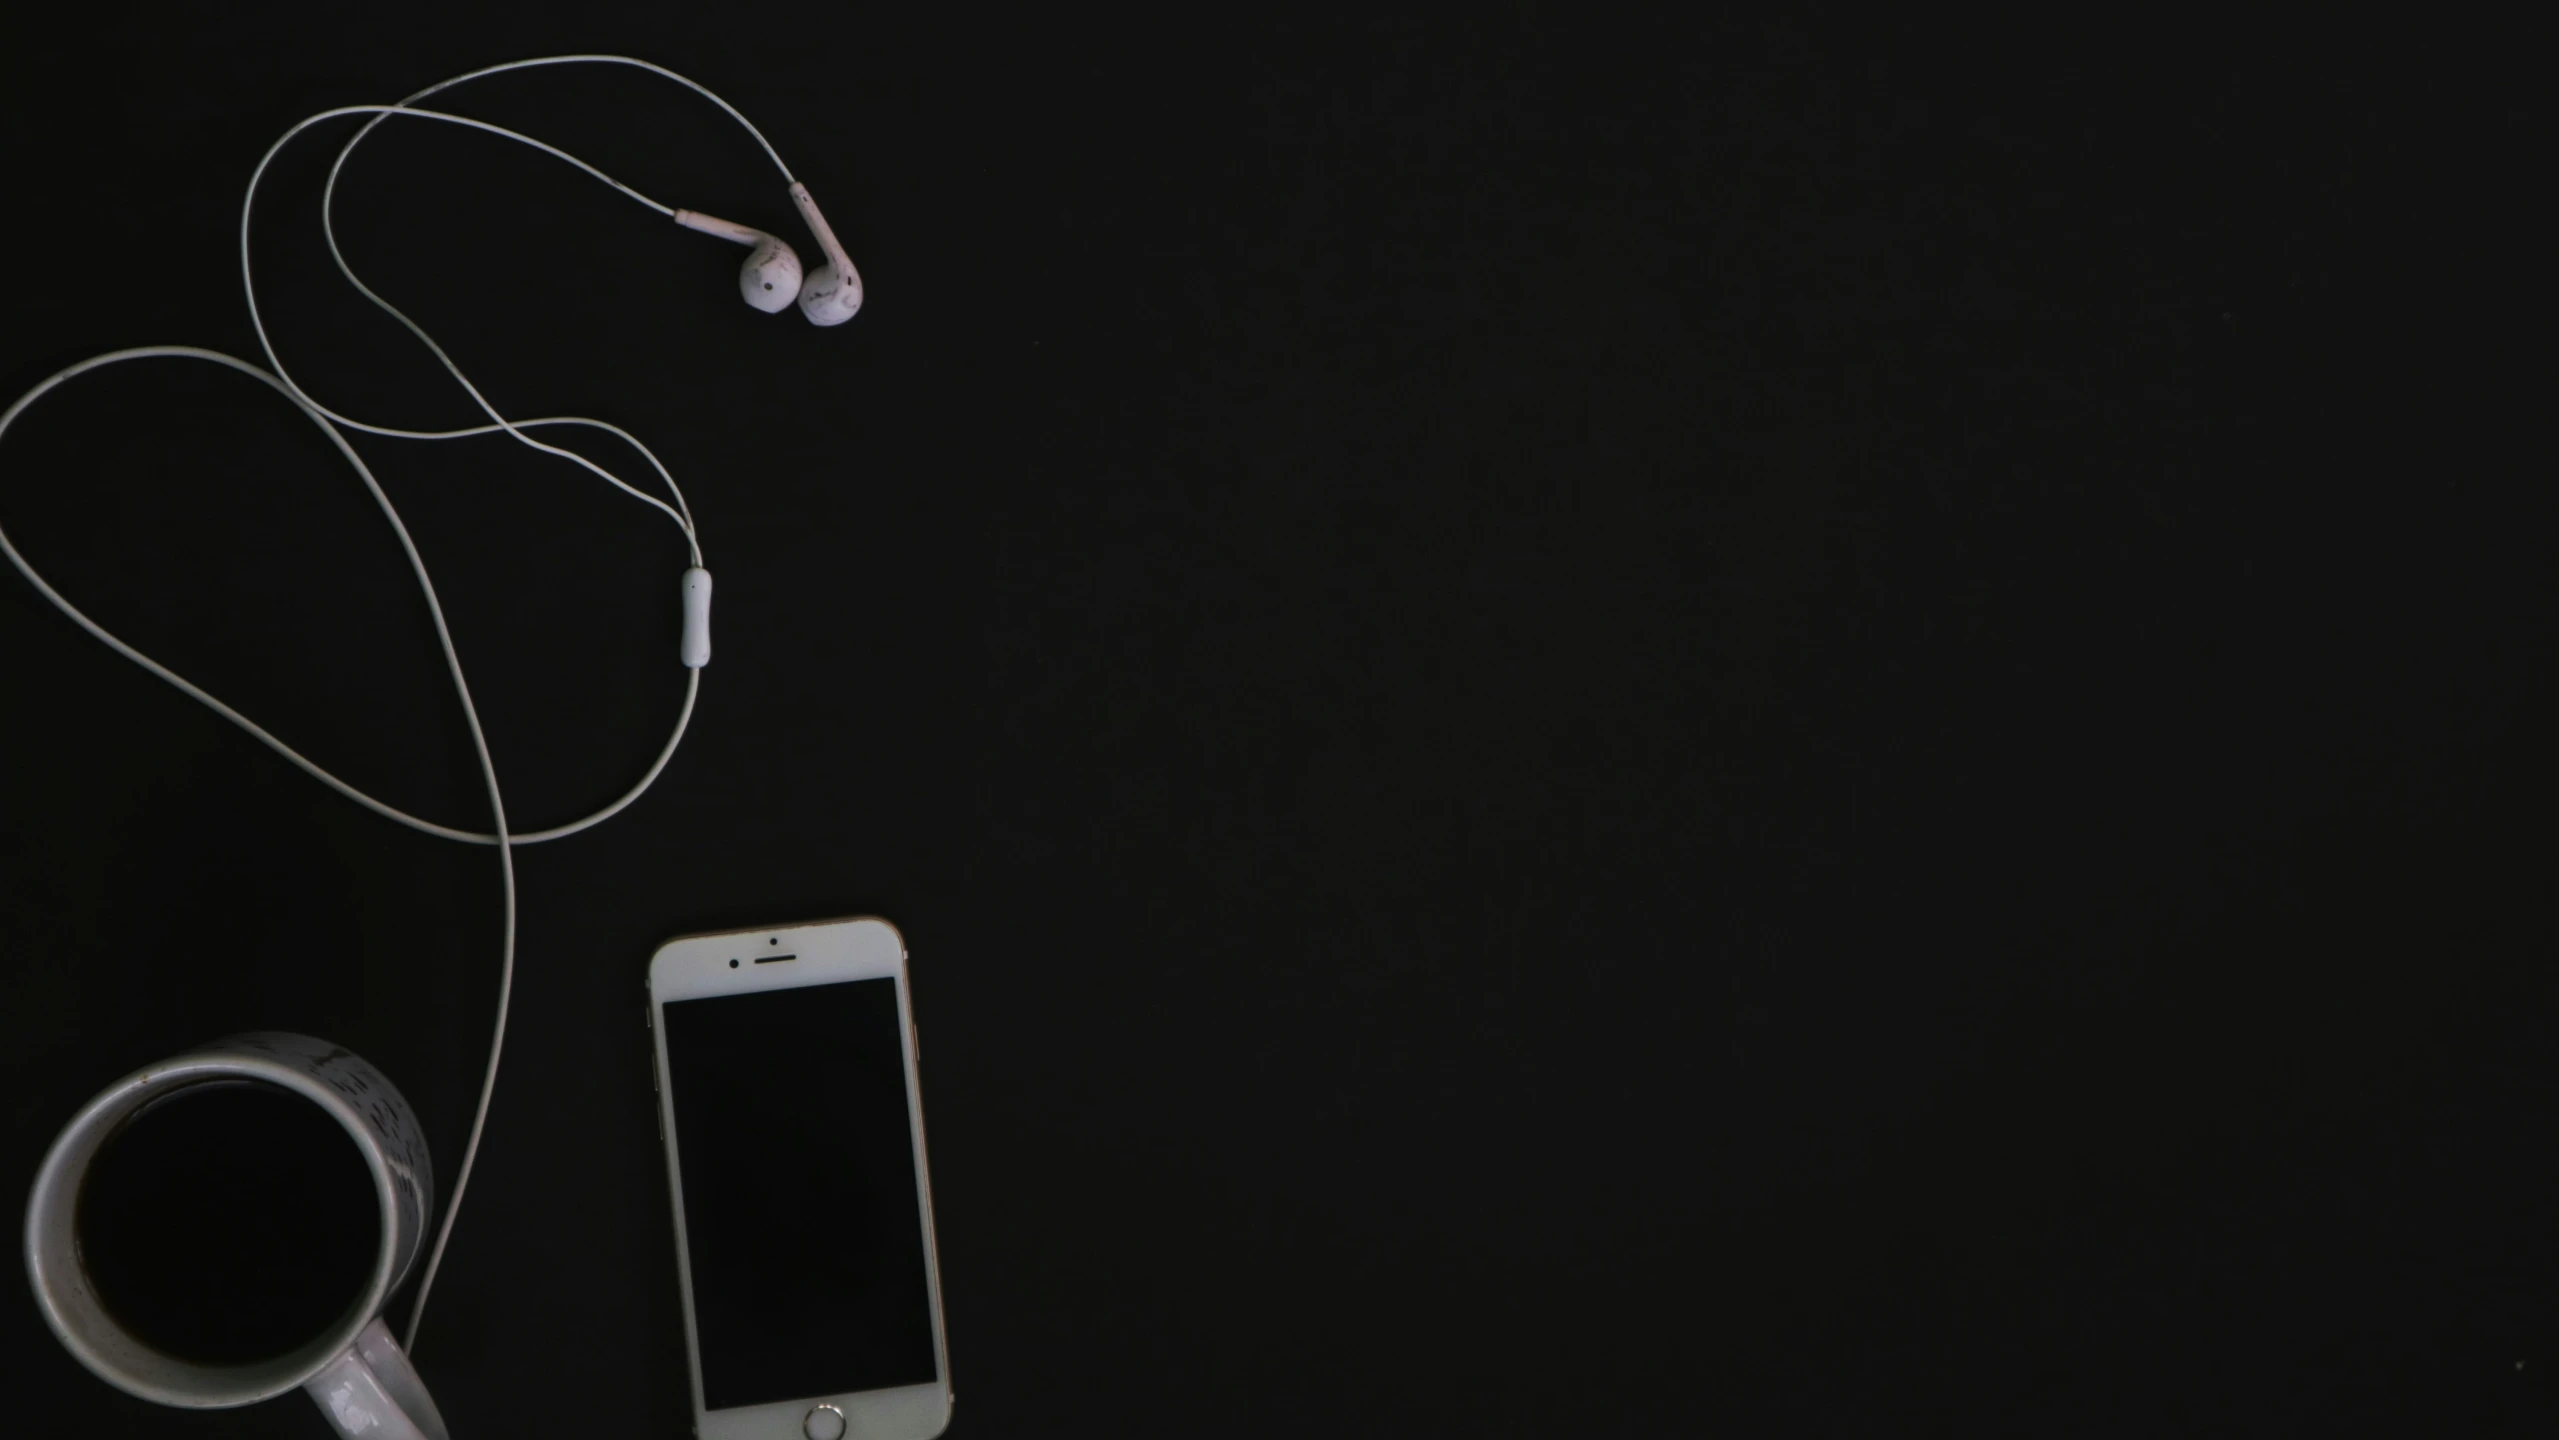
[2,8,2545,1435]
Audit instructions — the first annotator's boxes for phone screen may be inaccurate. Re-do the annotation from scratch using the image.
[662,976,937,1409]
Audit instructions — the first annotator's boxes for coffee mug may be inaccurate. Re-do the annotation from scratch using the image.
[23,1032,451,1440]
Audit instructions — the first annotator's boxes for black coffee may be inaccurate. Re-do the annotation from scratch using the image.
[76,1079,380,1365]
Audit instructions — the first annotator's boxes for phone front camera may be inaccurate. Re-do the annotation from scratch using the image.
[729,959,739,968]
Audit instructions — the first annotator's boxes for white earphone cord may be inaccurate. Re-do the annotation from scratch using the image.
[0,56,806,1355]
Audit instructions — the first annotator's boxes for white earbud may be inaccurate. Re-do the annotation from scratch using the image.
[674,209,803,314]
[789,183,863,326]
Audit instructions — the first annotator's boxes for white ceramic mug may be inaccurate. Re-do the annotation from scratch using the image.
[23,1032,451,1439]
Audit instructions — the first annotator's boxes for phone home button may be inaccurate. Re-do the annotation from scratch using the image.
[803,1403,848,1440]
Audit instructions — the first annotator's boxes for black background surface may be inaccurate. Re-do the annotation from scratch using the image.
[0,7,2546,1436]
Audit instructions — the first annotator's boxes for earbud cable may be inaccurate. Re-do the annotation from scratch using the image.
[0,346,527,1357]
[241,104,702,562]
[0,57,808,1356]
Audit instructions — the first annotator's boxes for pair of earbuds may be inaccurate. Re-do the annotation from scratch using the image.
[666,184,863,655]
[679,181,863,324]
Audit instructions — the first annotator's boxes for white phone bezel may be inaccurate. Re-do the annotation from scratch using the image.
[647,916,951,1440]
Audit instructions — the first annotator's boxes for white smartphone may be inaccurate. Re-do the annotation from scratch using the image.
[647,917,952,1440]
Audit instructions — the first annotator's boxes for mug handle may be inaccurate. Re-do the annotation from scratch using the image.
[302,1318,452,1440]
